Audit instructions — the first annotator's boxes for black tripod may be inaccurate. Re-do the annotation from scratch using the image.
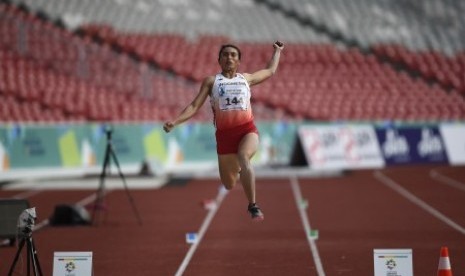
[91,126,143,226]
[8,235,43,276]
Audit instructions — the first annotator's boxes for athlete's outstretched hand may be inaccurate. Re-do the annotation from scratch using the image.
[163,121,175,133]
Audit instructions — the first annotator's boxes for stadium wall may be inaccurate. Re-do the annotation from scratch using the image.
[0,121,464,181]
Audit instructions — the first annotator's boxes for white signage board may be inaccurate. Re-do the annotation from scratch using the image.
[53,251,93,276]
[374,249,413,276]
[439,123,465,165]
[298,124,385,170]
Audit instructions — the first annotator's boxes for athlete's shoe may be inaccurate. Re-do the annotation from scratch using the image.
[247,203,264,221]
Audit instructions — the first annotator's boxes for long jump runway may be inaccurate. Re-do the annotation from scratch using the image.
[1,165,464,275]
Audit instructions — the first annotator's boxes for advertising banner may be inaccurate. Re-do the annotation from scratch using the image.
[6,125,62,168]
[0,128,7,172]
[170,123,216,162]
[90,124,145,166]
[298,124,385,170]
[257,121,298,165]
[375,126,448,165]
[57,124,86,167]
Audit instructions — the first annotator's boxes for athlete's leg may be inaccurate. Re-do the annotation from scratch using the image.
[218,154,240,190]
[237,133,259,204]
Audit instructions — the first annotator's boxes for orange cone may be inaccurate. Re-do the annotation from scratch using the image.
[437,247,452,276]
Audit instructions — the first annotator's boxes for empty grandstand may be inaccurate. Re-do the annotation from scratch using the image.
[1,0,464,122]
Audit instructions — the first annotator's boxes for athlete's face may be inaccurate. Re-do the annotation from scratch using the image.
[219,47,240,71]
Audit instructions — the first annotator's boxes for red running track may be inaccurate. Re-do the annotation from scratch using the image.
[1,164,464,275]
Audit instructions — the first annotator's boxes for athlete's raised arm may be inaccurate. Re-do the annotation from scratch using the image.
[244,41,284,86]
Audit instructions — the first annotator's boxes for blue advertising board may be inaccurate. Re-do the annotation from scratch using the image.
[375,126,448,165]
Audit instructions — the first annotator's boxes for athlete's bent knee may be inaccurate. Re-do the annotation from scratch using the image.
[221,176,237,190]
[222,181,235,190]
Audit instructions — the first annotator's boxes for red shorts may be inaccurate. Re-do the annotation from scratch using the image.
[215,121,259,154]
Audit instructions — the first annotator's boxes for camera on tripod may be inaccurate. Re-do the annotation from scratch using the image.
[9,207,43,276]
[17,207,36,239]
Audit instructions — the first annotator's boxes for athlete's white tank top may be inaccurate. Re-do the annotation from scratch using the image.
[210,73,253,130]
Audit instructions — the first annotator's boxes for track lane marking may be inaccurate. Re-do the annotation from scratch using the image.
[374,171,465,235]
[175,186,228,276]
[290,176,325,276]
[11,189,43,199]
[430,169,465,192]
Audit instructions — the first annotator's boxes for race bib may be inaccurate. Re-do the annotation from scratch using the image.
[219,87,248,111]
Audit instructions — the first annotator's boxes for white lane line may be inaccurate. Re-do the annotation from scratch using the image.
[175,186,228,276]
[76,190,108,207]
[11,189,43,199]
[430,169,465,192]
[374,171,465,235]
[290,176,325,276]
[33,218,50,232]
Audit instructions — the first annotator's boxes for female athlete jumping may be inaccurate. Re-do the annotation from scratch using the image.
[164,41,284,221]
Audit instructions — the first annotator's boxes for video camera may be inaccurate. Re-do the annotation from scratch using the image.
[17,207,36,239]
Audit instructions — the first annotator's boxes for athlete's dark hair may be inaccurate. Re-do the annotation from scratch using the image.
[218,44,241,61]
